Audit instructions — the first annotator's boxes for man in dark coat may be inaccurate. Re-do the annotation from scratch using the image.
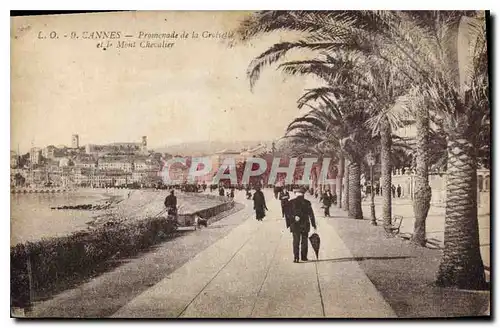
[245,186,252,199]
[320,190,333,217]
[164,190,177,215]
[273,185,281,199]
[253,185,268,221]
[278,186,291,219]
[397,184,402,198]
[287,187,316,262]
[219,185,225,197]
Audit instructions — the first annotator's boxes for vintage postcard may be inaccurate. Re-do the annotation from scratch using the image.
[10,11,490,318]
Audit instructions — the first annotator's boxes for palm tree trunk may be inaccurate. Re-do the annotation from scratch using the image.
[337,155,344,208]
[343,158,350,211]
[380,116,393,230]
[436,132,486,290]
[311,164,318,191]
[411,108,432,246]
[348,159,363,219]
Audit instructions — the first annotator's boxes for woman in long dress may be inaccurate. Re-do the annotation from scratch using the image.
[253,185,268,221]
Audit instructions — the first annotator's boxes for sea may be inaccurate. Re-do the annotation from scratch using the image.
[10,189,123,247]
[10,188,225,247]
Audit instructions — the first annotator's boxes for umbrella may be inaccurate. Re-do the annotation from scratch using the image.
[309,233,320,259]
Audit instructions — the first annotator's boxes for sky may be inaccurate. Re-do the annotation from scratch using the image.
[11,11,317,154]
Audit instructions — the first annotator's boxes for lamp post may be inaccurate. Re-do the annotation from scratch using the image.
[366,152,377,226]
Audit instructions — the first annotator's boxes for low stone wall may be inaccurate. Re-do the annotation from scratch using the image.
[186,192,232,202]
[194,201,235,222]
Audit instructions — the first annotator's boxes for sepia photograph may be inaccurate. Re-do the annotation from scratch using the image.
[10,10,491,319]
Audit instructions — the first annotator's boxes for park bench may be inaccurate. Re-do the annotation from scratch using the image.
[388,215,404,235]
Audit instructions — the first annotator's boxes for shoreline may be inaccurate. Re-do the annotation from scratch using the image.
[11,193,237,311]
[11,188,229,246]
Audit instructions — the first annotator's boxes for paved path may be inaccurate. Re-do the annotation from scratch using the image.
[27,199,248,318]
[112,190,396,318]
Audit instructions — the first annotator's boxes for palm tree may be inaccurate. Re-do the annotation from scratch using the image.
[372,12,488,287]
[273,53,411,227]
[286,98,375,220]
[237,10,489,289]
[403,92,433,246]
[424,15,489,289]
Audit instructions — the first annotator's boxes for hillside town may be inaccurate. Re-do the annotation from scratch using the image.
[10,135,273,189]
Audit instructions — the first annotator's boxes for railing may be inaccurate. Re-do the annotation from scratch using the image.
[387,168,490,206]
[11,187,76,194]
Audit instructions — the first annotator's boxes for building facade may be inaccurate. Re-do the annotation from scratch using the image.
[30,147,41,165]
[98,157,134,172]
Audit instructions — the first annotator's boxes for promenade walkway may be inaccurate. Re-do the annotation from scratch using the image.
[113,190,396,318]
[28,189,489,318]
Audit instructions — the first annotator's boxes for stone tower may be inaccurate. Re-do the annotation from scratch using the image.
[72,134,79,148]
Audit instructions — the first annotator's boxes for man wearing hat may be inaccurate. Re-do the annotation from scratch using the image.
[287,187,317,263]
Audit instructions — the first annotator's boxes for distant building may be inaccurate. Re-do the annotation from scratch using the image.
[141,136,147,153]
[26,167,49,186]
[72,134,80,149]
[72,168,90,186]
[42,145,56,159]
[30,147,41,165]
[85,137,147,156]
[240,143,268,159]
[10,151,18,168]
[212,149,242,166]
[133,157,160,171]
[98,157,133,172]
[131,170,159,185]
[59,157,72,167]
[74,157,97,169]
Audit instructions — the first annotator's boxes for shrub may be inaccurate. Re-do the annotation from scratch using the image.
[11,197,235,309]
[10,216,176,309]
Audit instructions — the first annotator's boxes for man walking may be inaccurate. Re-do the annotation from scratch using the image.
[320,189,332,217]
[278,186,291,219]
[273,185,281,199]
[287,187,317,263]
[253,185,268,221]
[397,184,402,198]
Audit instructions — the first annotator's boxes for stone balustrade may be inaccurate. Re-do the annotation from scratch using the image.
[386,168,490,209]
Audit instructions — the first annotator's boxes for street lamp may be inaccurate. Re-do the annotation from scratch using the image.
[366,152,377,226]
